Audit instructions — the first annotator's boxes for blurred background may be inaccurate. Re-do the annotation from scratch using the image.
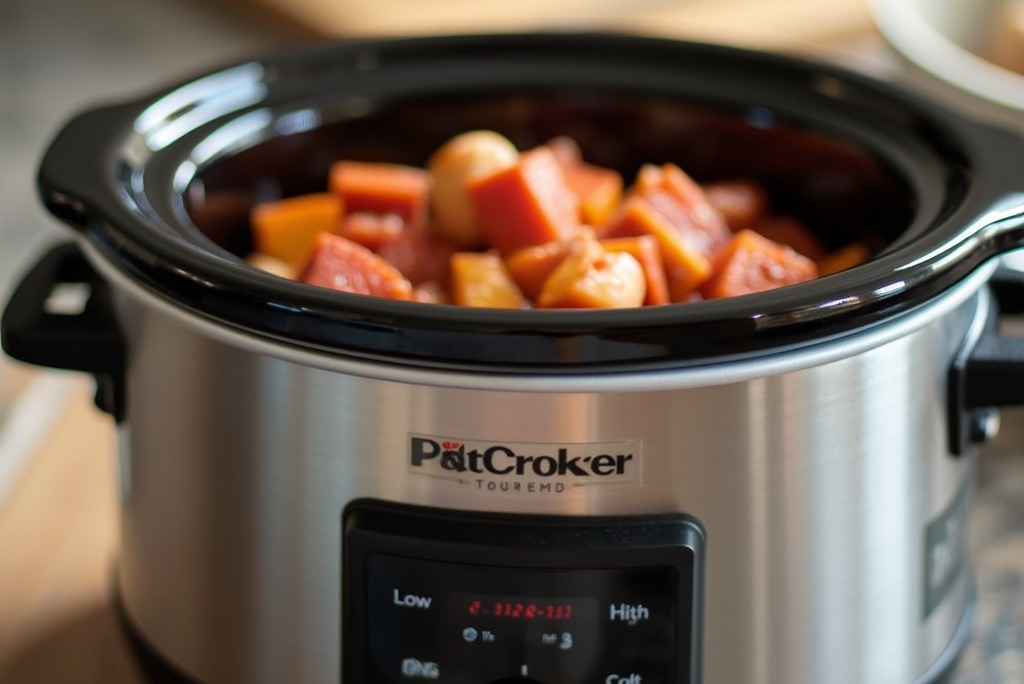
[1,0,1022,681]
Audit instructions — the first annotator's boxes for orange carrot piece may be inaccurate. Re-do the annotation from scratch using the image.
[329,161,429,227]
[753,215,825,261]
[702,178,771,232]
[537,238,645,309]
[541,137,624,228]
[632,164,730,255]
[466,147,580,255]
[250,193,343,267]
[604,197,712,302]
[300,233,414,300]
[504,241,570,302]
[562,163,623,228]
[818,242,871,276]
[601,235,670,306]
[450,252,527,309]
[701,229,817,299]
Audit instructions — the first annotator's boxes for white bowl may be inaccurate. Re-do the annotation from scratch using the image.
[871,0,1024,130]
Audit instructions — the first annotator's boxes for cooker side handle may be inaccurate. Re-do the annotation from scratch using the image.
[1,243,125,421]
[949,267,1024,454]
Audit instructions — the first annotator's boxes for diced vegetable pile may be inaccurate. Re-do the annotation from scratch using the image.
[247,131,869,308]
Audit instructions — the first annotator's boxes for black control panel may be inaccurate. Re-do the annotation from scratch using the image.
[343,501,703,683]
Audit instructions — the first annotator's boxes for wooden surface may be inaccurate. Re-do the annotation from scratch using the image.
[245,0,874,50]
[0,380,143,683]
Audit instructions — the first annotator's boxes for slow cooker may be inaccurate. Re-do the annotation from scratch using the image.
[4,34,1024,684]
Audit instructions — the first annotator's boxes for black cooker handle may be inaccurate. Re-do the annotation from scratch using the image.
[1,242,125,421]
[950,266,1024,454]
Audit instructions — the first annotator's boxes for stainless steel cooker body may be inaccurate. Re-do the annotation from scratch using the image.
[99,249,987,684]
[6,33,1024,684]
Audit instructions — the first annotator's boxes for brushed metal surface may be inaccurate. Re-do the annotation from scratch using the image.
[97,253,985,683]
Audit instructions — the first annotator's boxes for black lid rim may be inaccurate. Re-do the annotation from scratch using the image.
[42,32,1024,370]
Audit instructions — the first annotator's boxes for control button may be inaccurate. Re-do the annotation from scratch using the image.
[392,589,433,609]
[400,657,439,679]
[604,674,643,684]
[608,602,649,625]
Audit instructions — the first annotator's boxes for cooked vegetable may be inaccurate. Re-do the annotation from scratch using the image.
[337,211,405,250]
[246,252,295,279]
[301,232,414,300]
[703,178,770,232]
[247,131,868,309]
[604,197,712,302]
[251,193,343,267]
[467,147,580,255]
[601,235,670,306]
[504,241,571,302]
[633,163,731,256]
[701,229,817,299]
[427,130,519,246]
[537,237,646,309]
[329,161,430,227]
[818,242,870,277]
[376,228,456,287]
[451,252,527,308]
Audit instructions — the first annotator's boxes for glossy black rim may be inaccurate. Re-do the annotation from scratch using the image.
[38,33,1024,371]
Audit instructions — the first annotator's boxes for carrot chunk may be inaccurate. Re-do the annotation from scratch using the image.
[504,241,570,302]
[701,230,818,299]
[300,233,414,300]
[604,197,712,302]
[702,178,771,232]
[329,161,430,227]
[467,147,580,255]
[562,163,623,228]
[633,164,730,255]
[250,193,342,267]
[450,252,527,309]
[537,238,646,309]
[601,235,670,306]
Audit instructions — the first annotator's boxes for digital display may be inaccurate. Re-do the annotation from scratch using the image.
[463,595,581,620]
[343,503,703,684]
[363,554,674,683]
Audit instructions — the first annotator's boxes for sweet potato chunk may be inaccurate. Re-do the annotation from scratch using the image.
[300,233,414,300]
[537,238,646,309]
[250,193,342,267]
[450,252,527,309]
[329,161,429,227]
[467,147,580,255]
[701,230,817,299]
[562,163,624,228]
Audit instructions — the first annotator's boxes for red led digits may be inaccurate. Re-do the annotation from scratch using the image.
[465,598,576,619]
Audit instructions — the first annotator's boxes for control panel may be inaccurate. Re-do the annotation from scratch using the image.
[343,501,703,683]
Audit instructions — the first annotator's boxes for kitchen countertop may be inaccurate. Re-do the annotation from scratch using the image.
[2,0,1024,682]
